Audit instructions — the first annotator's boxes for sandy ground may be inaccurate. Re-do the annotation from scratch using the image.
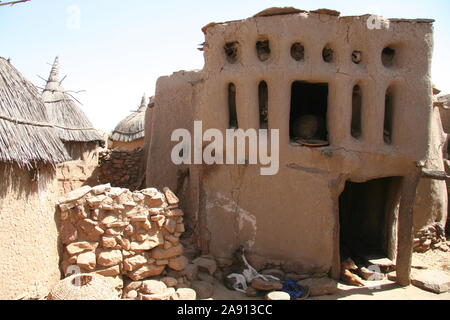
[211,250,450,300]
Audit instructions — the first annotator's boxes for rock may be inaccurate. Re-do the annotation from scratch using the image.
[176,288,197,300]
[152,244,184,260]
[365,257,396,273]
[175,223,185,233]
[86,195,107,207]
[60,221,78,245]
[101,215,118,225]
[193,256,217,275]
[160,277,178,287]
[123,255,148,272]
[198,272,215,284]
[247,254,268,271]
[92,183,111,195]
[182,263,199,281]
[128,264,165,281]
[156,259,169,266]
[216,257,233,268]
[246,287,260,297]
[124,290,138,300]
[140,288,176,301]
[266,291,291,300]
[101,237,117,249]
[169,256,188,271]
[285,273,310,281]
[358,267,385,281]
[130,237,161,251]
[59,186,92,204]
[297,278,338,297]
[411,270,450,294]
[66,241,98,255]
[141,280,167,294]
[163,188,179,205]
[95,265,121,277]
[124,281,143,291]
[251,278,283,291]
[261,269,284,280]
[164,218,177,233]
[97,250,123,267]
[77,252,96,271]
[191,281,214,299]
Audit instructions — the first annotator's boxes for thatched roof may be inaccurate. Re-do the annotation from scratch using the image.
[0,57,69,166]
[42,57,103,144]
[110,94,150,143]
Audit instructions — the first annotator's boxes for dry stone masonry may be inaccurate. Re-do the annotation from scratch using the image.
[58,184,190,299]
[98,148,145,191]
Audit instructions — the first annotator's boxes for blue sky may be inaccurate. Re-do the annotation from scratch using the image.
[1,0,449,131]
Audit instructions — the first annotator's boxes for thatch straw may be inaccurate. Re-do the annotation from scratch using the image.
[110,94,150,143]
[42,57,103,143]
[0,57,69,166]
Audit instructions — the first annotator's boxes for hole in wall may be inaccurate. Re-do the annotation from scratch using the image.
[290,81,328,144]
[382,47,396,67]
[291,43,305,61]
[228,83,238,128]
[224,42,240,64]
[322,46,334,63]
[258,81,268,129]
[351,85,362,139]
[384,87,394,144]
[352,51,362,64]
[256,39,271,62]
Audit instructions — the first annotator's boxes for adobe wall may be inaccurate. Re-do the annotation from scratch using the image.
[0,163,61,300]
[57,142,100,194]
[111,138,145,151]
[146,12,437,276]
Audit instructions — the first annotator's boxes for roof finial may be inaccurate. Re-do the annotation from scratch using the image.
[139,93,147,110]
[49,56,60,82]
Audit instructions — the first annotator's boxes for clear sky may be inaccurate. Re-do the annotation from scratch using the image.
[1,0,449,132]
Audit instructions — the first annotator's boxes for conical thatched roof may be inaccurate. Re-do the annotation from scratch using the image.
[42,57,103,143]
[0,57,69,166]
[110,94,150,143]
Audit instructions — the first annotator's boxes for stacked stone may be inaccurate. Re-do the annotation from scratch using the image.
[414,223,449,253]
[58,184,188,297]
[98,148,144,190]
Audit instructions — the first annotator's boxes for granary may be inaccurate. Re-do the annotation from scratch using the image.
[110,94,152,150]
[42,57,104,192]
[0,57,69,299]
[145,8,448,285]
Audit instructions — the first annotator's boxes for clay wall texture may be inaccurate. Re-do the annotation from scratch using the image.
[0,163,61,300]
[146,11,441,276]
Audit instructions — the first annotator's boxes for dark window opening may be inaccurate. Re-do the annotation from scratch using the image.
[351,85,362,139]
[322,46,334,63]
[290,81,328,144]
[382,47,396,67]
[352,51,362,64]
[256,39,271,62]
[384,88,394,144]
[291,43,305,61]
[258,81,268,129]
[224,42,239,64]
[339,177,400,264]
[228,83,238,128]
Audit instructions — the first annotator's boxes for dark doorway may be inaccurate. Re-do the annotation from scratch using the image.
[290,81,328,143]
[339,177,399,261]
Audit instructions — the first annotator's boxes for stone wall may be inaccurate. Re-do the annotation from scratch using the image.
[0,163,61,300]
[57,184,188,298]
[97,148,145,191]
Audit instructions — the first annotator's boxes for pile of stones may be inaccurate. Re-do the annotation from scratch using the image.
[58,184,195,299]
[414,223,449,253]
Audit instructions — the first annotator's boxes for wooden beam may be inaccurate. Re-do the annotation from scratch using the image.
[396,171,421,286]
[0,0,31,6]
[421,169,450,181]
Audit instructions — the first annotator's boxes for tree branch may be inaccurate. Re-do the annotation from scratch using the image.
[0,0,31,6]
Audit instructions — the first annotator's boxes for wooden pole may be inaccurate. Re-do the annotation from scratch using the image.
[396,170,421,286]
